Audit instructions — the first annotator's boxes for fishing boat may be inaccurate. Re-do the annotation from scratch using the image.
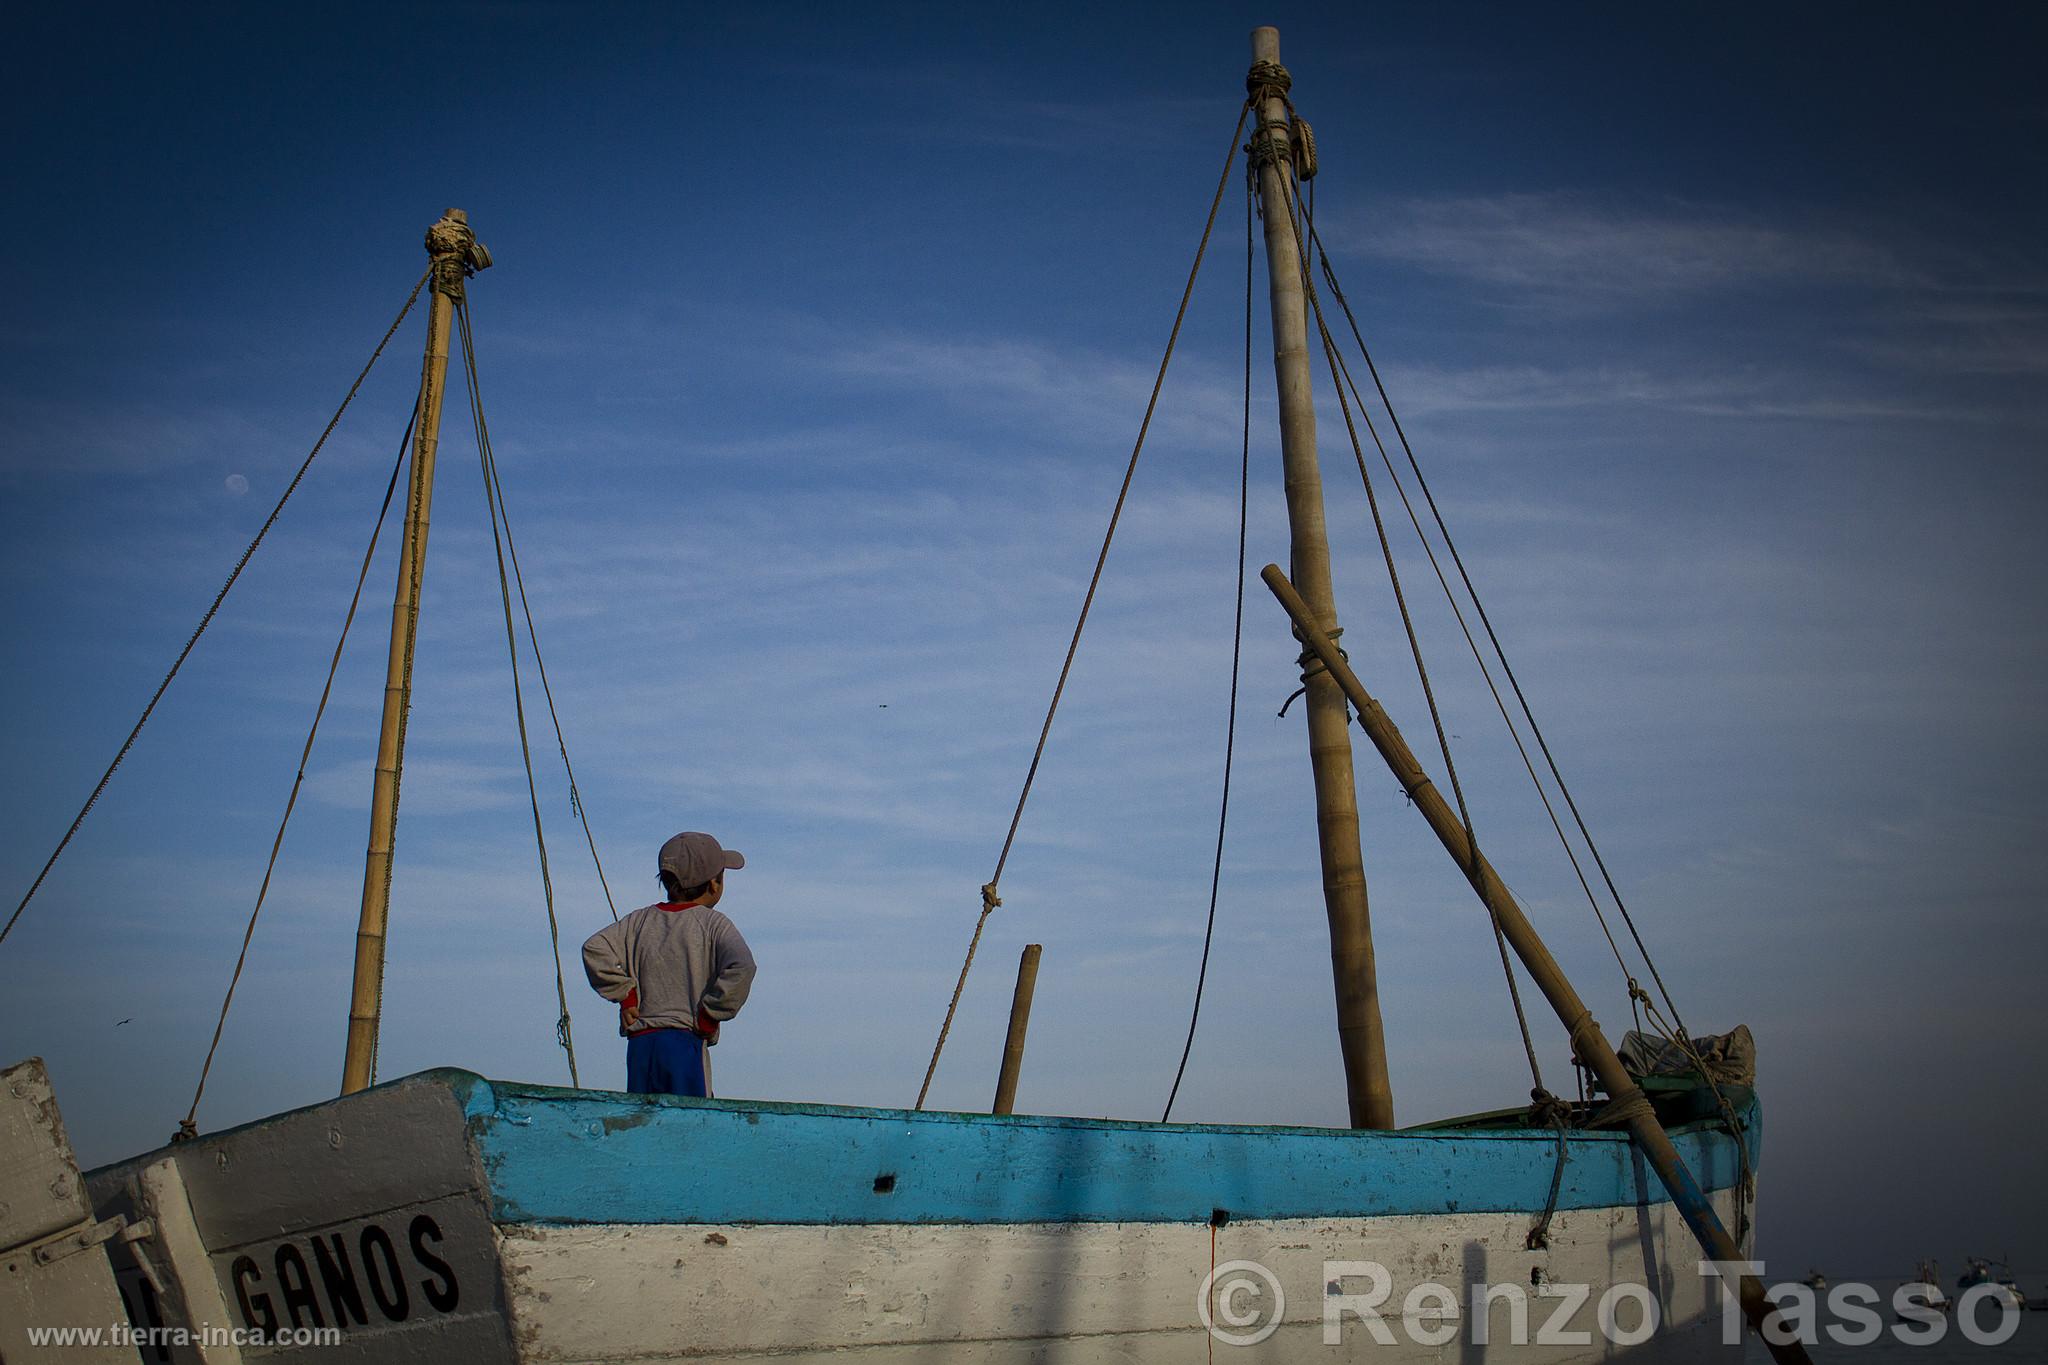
[1898,1260,1951,1318]
[2,28,1800,1364]
[1956,1257,2026,1314]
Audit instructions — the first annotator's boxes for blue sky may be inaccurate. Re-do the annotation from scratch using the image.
[3,2,2044,1280]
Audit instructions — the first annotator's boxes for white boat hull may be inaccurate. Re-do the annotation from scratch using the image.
[65,1070,1755,1362]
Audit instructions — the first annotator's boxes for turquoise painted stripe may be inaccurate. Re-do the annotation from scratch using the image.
[456,1076,1759,1228]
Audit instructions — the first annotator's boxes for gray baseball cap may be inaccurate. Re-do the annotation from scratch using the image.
[659,831,745,888]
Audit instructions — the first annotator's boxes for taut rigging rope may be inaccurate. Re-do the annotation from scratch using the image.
[176,403,419,1140]
[0,268,433,953]
[1161,173,1256,1125]
[1267,165,1552,1098]
[456,297,584,1085]
[1300,213,1696,1047]
[914,102,1252,1111]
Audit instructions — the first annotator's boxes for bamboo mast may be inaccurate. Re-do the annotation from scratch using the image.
[1261,564,1810,1365]
[1249,27,1394,1129]
[341,209,489,1096]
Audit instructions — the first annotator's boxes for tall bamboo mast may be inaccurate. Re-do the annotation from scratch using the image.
[341,209,489,1096]
[1248,28,1394,1129]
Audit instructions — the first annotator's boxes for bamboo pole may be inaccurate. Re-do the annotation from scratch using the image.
[1249,27,1393,1130]
[992,944,1043,1115]
[1260,564,1809,1365]
[341,210,487,1096]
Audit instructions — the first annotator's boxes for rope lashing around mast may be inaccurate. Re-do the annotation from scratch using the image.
[1161,172,1257,1125]
[913,101,1252,1112]
[176,405,419,1143]
[0,267,432,955]
[1245,60,1317,183]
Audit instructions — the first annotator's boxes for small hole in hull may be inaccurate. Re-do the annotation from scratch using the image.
[1210,1208,1230,1228]
[874,1173,897,1194]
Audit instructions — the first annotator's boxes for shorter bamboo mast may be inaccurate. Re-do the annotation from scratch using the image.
[341,209,488,1097]
[992,944,1042,1115]
[1261,565,1810,1365]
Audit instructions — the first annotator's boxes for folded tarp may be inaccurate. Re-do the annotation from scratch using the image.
[1618,1024,1755,1088]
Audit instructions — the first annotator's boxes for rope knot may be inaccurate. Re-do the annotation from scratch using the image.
[1291,624,1345,678]
[1245,60,1291,98]
[425,209,491,298]
[1527,1088,1572,1130]
[981,882,1002,913]
[171,1118,199,1144]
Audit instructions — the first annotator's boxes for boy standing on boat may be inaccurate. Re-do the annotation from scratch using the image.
[581,831,757,1098]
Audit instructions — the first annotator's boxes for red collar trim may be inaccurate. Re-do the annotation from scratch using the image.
[656,900,703,912]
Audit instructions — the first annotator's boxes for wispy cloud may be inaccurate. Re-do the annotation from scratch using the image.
[1371,361,1976,423]
[1333,193,1921,299]
[1850,299,2048,376]
[305,756,529,817]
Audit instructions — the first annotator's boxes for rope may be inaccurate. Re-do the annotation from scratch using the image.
[176,406,417,1141]
[0,267,432,953]
[1588,1087,1657,1129]
[459,336,618,924]
[1525,1088,1574,1250]
[1298,214,1694,1044]
[1267,164,1552,1096]
[1245,60,1291,98]
[1306,238,1637,994]
[457,298,581,1086]
[914,102,1251,1111]
[1161,174,1255,1124]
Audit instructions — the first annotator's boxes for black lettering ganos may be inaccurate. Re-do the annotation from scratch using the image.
[231,1213,461,1336]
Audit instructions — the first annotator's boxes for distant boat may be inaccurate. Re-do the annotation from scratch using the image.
[1899,1260,1952,1317]
[1957,1256,2027,1313]
[1800,1268,1828,1293]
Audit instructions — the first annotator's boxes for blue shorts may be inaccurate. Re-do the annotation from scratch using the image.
[626,1029,709,1098]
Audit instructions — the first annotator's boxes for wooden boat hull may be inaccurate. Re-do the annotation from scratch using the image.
[83,1070,1757,1361]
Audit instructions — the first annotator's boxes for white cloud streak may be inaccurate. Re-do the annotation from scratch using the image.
[1335,192,1923,298]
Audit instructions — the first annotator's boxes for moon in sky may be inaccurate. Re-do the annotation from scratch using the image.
[224,473,249,495]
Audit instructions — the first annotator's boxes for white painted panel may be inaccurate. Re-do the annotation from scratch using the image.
[498,1192,1746,1362]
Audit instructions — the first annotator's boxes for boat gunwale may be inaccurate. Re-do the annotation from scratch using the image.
[87,1065,1760,1185]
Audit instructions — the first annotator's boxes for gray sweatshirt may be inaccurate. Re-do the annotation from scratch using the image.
[581,901,756,1039]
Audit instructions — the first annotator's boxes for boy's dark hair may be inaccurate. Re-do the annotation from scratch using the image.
[659,870,715,903]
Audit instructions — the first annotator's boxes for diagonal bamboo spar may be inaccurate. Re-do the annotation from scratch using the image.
[1260,564,1809,1365]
